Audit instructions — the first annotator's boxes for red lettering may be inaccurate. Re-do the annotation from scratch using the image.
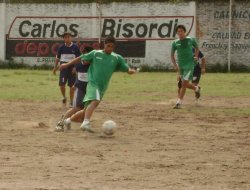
[37,43,49,56]
[51,43,60,56]
[15,42,27,55]
[27,43,37,55]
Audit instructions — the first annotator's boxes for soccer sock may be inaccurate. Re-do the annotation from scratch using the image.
[195,86,199,92]
[177,98,182,104]
[82,119,90,125]
[65,118,71,125]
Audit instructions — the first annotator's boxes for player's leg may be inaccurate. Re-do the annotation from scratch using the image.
[174,68,185,109]
[68,72,76,107]
[80,100,100,132]
[63,87,85,129]
[59,70,67,104]
[174,68,199,109]
[192,64,202,99]
[70,109,86,123]
[80,84,102,132]
[55,87,84,132]
[177,77,182,98]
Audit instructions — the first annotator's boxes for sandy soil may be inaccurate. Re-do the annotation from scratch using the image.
[0,97,249,190]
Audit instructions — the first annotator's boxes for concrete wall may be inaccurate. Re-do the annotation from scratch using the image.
[0,2,6,61]
[1,2,196,68]
[197,0,250,69]
[1,1,250,70]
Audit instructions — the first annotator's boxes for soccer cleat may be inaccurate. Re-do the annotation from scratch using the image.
[173,103,181,109]
[62,97,67,104]
[80,122,94,133]
[69,102,73,108]
[195,86,201,99]
[64,119,71,130]
[55,120,64,132]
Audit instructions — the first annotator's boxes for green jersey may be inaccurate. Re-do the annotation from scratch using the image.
[171,37,198,69]
[80,50,129,94]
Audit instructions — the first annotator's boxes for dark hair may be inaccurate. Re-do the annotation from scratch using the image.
[84,46,94,53]
[176,25,186,33]
[104,36,116,44]
[62,32,72,38]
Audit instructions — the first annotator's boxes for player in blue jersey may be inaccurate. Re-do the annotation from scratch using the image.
[55,46,93,132]
[53,32,81,106]
[177,49,206,100]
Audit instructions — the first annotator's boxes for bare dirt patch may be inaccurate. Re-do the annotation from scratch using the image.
[0,98,249,190]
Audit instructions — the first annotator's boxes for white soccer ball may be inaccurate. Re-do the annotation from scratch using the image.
[102,120,117,135]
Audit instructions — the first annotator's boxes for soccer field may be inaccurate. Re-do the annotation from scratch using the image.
[0,70,249,189]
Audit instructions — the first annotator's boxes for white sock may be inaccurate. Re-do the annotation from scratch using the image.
[195,86,199,92]
[64,118,71,125]
[82,119,90,125]
[177,99,182,104]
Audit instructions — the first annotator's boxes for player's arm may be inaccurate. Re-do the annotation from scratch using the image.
[193,38,199,61]
[117,55,136,75]
[194,47,199,61]
[171,53,178,72]
[60,57,81,70]
[198,50,206,74]
[53,47,62,75]
[127,68,136,75]
[171,42,178,72]
[201,56,206,74]
[53,57,60,75]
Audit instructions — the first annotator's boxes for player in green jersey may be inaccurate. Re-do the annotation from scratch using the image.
[60,36,136,132]
[171,25,201,109]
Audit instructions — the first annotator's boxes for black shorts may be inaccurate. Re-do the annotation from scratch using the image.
[178,64,201,88]
[72,87,86,109]
[192,64,201,84]
[59,68,76,87]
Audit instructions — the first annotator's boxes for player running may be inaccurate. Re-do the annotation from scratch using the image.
[171,25,201,109]
[177,48,206,100]
[55,46,93,132]
[53,32,81,107]
[60,36,136,132]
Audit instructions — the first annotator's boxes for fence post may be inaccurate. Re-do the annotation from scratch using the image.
[0,1,6,61]
[228,0,233,72]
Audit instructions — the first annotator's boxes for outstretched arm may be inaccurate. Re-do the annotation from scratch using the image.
[127,68,136,75]
[60,57,81,70]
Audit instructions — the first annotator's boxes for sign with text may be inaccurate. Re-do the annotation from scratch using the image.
[8,16,194,40]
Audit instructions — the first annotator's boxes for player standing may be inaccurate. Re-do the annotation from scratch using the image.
[60,36,136,132]
[177,48,206,100]
[53,32,81,106]
[171,25,201,109]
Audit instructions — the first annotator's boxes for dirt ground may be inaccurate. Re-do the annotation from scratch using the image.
[0,97,249,190]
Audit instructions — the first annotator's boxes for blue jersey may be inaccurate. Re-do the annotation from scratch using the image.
[56,42,81,70]
[74,62,90,89]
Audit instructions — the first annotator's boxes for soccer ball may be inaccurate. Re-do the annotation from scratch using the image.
[102,120,117,135]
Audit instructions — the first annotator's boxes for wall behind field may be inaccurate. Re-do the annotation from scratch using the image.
[197,0,250,71]
[1,2,196,68]
[1,1,250,71]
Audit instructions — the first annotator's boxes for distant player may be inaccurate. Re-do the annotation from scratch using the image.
[60,36,136,132]
[55,46,93,132]
[171,25,201,109]
[53,32,81,106]
[177,48,206,99]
